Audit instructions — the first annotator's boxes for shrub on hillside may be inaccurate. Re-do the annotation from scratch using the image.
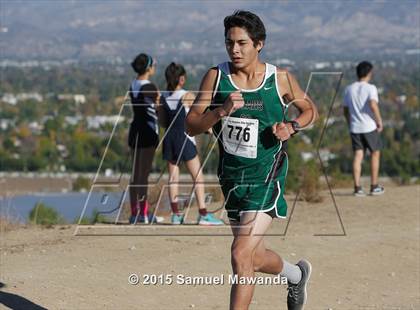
[29,203,65,226]
[300,159,323,203]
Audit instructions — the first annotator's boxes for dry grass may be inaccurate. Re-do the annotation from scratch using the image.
[0,217,23,233]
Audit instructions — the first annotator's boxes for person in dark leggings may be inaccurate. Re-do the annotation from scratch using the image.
[128,53,163,224]
[161,63,223,225]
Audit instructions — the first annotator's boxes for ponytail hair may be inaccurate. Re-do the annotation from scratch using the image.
[165,62,186,92]
[131,53,154,75]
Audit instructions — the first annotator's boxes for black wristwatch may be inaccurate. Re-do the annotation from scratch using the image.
[288,120,300,136]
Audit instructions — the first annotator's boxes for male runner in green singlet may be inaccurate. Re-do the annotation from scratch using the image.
[186,11,318,310]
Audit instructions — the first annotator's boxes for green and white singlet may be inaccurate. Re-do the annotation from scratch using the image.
[210,62,289,221]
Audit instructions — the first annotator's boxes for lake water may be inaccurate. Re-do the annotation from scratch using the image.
[0,191,131,223]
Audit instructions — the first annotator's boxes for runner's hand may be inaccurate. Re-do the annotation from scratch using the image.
[376,120,383,133]
[272,122,292,141]
[221,91,244,115]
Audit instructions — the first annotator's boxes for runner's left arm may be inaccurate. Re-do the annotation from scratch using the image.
[273,70,319,140]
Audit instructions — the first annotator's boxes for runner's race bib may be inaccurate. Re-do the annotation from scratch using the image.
[221,116,259,159]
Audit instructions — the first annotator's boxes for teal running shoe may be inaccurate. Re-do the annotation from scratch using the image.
[197,213,224,226]
[171,213,184,225]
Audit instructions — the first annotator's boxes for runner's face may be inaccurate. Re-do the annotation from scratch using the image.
[225,27,262,69]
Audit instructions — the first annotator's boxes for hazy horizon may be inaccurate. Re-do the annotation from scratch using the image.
[0,0,419,61]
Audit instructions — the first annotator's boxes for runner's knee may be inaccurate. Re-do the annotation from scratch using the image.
[194,172,204,183]
[252,248,265,272]
[231,244,253,271]
[354,151,364,161]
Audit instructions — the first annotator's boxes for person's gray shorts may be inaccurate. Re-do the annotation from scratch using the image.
[350,130,382,152]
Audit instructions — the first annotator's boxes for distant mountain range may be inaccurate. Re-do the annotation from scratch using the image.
[1,0,419,61]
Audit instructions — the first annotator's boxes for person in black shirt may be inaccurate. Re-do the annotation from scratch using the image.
[128,53,161,224]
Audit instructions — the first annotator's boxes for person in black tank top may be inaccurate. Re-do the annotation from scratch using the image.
[161,63,223,225]
[128,53,163,224]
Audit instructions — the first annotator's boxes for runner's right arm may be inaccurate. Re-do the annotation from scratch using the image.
[185,68,244,136]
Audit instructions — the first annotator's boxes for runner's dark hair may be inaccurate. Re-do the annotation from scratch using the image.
[165,62,186,92]
[224,10,266,48]
[356,61,373,79]
[131,53,153,75]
